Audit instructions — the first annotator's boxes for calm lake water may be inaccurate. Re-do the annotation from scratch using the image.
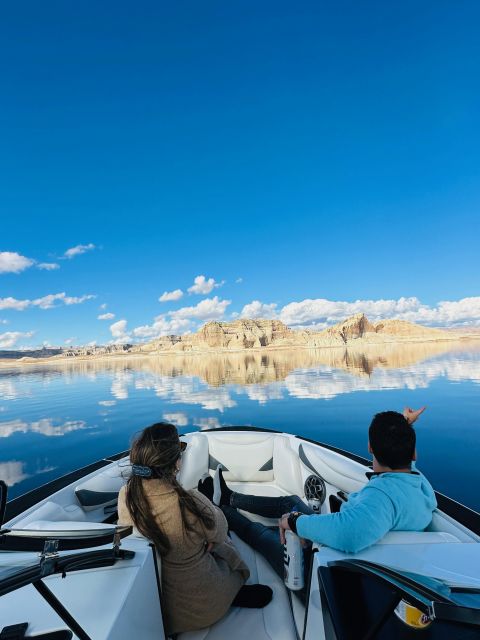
[1,341,479,511]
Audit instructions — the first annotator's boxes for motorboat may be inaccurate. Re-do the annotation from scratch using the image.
[0,426,479,639]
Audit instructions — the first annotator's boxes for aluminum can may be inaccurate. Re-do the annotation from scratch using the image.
[284,530,304,591]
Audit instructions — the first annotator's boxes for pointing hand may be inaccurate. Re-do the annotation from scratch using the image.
[403,406,426,425]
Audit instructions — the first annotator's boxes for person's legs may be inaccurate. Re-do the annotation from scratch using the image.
[223,505,285,579]
[230,492,314,519]
[223,505,311,604]
[213,464,314,518]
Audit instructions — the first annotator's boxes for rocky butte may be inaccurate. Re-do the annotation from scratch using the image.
[1,314,477,362]
[136,313,466,354]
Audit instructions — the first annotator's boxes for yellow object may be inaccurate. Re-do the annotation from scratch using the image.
[394,599,432,629]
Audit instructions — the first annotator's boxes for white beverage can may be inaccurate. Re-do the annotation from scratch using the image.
[284,530,304,591]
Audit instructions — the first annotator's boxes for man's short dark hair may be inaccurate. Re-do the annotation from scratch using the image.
[368,411,416,469]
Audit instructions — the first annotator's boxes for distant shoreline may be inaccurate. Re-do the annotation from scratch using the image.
[2,334,480,368]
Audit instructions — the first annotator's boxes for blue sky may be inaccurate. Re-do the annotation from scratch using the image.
[1,1,480,348]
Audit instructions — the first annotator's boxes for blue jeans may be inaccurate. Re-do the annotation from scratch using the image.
[222,493,313,586]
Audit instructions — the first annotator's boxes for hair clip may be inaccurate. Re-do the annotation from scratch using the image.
[132,464,153,478]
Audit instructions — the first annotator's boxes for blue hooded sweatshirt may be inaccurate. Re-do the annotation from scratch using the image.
[296,468,437,553]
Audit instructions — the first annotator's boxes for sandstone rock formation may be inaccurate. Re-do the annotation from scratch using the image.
[1,314,473,364]
[130,314,467,353]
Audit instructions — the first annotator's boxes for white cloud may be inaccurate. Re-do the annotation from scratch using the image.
[37,262,60,270]
[132,296,231,340]
[98,312,115,320]
[188,275,223,295]
[133,316,191,339]
[163,412,189,427]
[159,289,183,302]
[172,296,231,321]
[0,331,35,349]
[277,296,480,329]
[241,300,278,319]
[235,277,243,284]
[99,400,116,407]
[35,292,95,309]
[64,337,76,345]
[0,319,7,325]
[0,251,34,274]
[0,297,30,311]
[99,303,107,310]
[0,292,95,311]
[64,243,95,259]
[109,319,130,343]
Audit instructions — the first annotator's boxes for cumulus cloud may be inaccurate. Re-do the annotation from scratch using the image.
[159,289,183,302]
[172,296,231,321]
[98,312,115,320]
[277,296,480,328]
[64,243,95,259]
[188,275,223,295]
[109,319,130,343]
[132,296,231,340]
[37,262,60,270]
[0,251,35,274]
[133,316,191,339]
[0,331,35,349]
[34,293,96,309]
[0,292,95,311]
[241,300,278,319]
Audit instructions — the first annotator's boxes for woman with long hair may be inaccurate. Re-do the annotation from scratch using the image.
[118,422,271,636]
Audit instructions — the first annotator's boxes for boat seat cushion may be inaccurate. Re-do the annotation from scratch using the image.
[75,465,127,512]
[178,532,297,640]
[178,433,304,497]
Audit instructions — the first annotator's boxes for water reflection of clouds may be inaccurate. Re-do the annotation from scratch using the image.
[134,375,237,412]
[194,417,222,430]
[0,460,57,486]
[0,418,88,438]
[111,371,133,400]
[0,378,22,400]
[101,350,480,407]
[163,412,189,426]
[0,460,29,486]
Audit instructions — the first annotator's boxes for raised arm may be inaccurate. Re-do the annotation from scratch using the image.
[403,406,426,425]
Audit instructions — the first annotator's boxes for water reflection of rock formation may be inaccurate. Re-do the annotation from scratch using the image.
[2,340,479,387]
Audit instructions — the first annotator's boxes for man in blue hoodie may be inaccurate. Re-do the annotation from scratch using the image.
[203,407,436,581]
[279,406,437,553]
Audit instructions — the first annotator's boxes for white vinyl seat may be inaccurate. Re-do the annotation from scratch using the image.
[177,533,297,640]
[178,432,306,526]
[75,464,127,512]
[377,531,460,544]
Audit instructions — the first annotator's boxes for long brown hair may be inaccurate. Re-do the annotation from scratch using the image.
[125,422,215,555]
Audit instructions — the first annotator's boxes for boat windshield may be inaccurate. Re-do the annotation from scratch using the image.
[0,557,40,582]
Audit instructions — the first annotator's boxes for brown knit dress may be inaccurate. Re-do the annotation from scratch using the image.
[118,480,249,635]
